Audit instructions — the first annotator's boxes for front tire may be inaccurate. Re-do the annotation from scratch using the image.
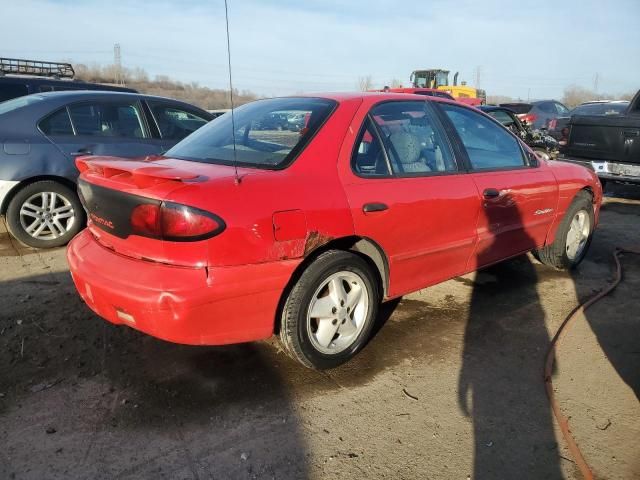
[279,250,380,369]
[5,180,85,248]
[535,191,594,270]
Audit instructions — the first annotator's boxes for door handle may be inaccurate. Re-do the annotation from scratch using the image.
[483,188,501,199]
[363,202,388,213]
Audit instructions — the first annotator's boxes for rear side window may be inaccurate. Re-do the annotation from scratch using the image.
[148,102,209,140]
[369,101,456,174]
[538,102,556,113]
[39,108,74,135]
[68,102,145,138]
[165,97,336,169]
[439,103,525,170]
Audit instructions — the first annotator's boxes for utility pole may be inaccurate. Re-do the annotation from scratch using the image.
[593,72,599,93]
[475,65,482,87]
[114,43,122,85]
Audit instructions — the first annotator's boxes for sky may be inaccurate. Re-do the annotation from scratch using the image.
[2,0,639,100]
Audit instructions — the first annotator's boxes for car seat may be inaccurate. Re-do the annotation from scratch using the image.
[388,132,431,173]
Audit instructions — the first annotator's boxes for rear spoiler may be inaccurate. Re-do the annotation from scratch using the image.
[76,156,201,188]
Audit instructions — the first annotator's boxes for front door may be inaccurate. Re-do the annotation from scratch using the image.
[341,100,481,298]
[436,102,558,269]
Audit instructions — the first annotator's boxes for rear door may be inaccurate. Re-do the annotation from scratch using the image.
[42,98,163,161]
[342,100,481,298]
[436,103,558,269]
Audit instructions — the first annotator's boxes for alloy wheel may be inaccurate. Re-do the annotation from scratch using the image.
[19,191,76,240]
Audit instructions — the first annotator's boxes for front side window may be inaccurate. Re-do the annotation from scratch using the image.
[68,102,145,138]
[165,97,336,169]
[39,108,74,136]
[440,103,525,170]
[368,101,456,174]
[148,102,209,140]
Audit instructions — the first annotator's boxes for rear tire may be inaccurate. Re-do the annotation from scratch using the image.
[279,250,380,369]
[535,191,594,270]
[5,181,85,248]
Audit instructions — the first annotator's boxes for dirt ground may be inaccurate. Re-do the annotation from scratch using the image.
[0,184,638,480]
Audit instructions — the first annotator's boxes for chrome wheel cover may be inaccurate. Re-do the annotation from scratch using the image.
[19,191,76,240]
[306,271,369,355]
[565,210,590,261]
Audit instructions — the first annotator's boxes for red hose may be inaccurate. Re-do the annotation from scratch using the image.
[544,247,640,480]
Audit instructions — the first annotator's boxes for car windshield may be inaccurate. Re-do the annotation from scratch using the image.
[0,94,46,115]
[572,102,629,116]
[165,97,337,169]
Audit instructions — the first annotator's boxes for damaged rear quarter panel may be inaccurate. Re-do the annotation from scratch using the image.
[170,100,362,267]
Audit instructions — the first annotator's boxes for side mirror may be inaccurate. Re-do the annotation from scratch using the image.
[528,151,540,166]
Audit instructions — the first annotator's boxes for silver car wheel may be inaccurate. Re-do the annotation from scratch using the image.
[19,191,76,240]
[565,210,590,261]
[306,271,370,355]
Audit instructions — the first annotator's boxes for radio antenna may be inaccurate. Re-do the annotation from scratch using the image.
[224,0,240,185]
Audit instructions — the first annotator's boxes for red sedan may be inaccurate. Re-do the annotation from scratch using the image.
[67,93,602,369]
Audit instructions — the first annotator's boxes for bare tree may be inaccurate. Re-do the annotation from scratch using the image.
[357,75,373,91]
[73,63,258,109]
[390,78,403,88]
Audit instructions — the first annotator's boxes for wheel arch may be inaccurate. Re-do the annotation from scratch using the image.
[273,235,390,334]
[0,175,77,214]
[544,186,595,247]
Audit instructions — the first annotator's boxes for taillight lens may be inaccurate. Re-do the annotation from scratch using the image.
[130,202,225,241]
[519,113,538,125]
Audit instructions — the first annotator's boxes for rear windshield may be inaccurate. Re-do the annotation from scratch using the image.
[0,94,45,115]
[165,97,337,169]
[499,103,532,114]
[572,102,629,116]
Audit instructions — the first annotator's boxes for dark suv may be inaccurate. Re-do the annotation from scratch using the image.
[0,58,136,102]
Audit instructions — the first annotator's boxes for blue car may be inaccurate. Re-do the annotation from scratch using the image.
[0,91,213,248]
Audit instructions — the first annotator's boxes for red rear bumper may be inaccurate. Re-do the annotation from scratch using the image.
[67,230,299,345]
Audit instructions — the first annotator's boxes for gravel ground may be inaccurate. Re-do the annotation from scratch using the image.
[0,184,638,480]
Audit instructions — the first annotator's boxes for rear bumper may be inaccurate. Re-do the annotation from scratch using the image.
[67,230,300,345]
[557,155,640,184]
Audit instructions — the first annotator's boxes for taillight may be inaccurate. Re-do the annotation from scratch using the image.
[130,202,225,241]
[519,113,538,125]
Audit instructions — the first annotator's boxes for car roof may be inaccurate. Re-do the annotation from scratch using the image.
[289,91,458,106]
[579,100,629,105]
[8,90,211,112]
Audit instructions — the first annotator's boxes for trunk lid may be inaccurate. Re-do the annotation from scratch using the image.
[76,155,238,267]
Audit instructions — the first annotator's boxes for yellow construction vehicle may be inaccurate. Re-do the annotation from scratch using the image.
[410,69,486,105]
